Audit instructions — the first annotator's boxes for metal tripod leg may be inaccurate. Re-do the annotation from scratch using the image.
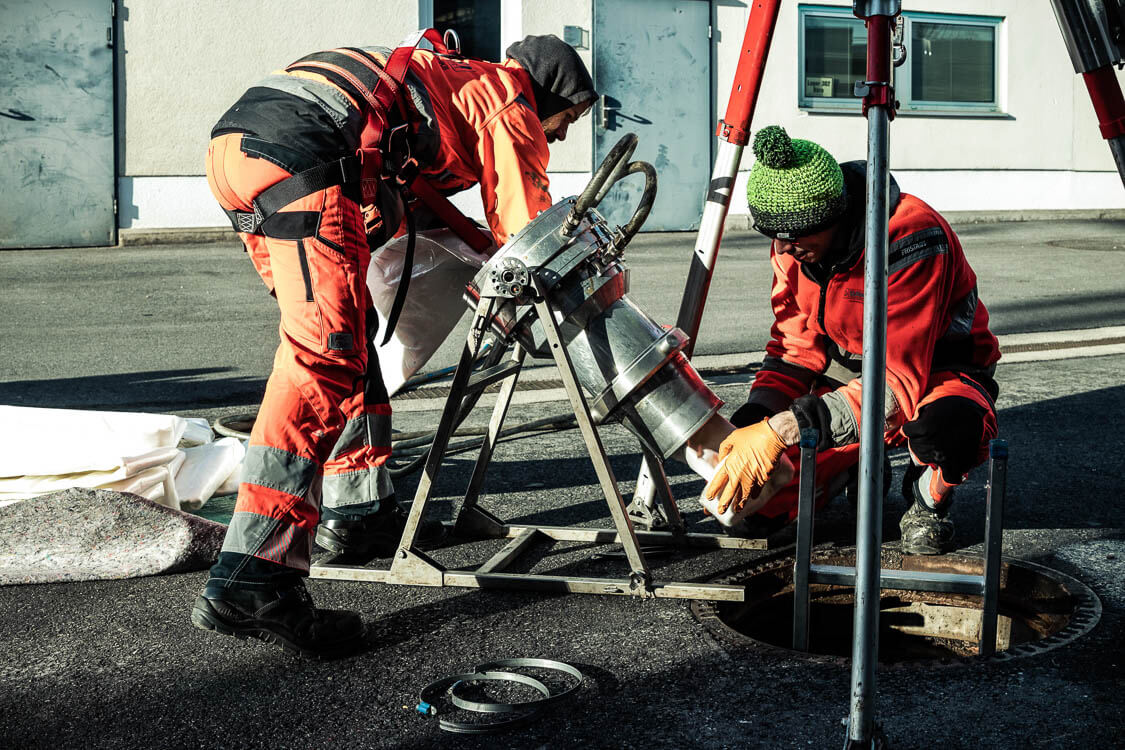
[792,428,820,651]
[532,289,653,591]
[391,297,495,582]
[455,343,527,537]
[979,439,1008,657]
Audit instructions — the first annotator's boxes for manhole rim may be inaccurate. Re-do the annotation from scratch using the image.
[690,549,1102,669]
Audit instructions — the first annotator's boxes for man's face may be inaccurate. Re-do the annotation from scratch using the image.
[772,224,838,264]
[542,100,593,144]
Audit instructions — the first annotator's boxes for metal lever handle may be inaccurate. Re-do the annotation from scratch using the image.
[599,94,619,129]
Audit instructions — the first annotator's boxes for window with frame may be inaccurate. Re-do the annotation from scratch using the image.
[798,5,1003,115]
[433,0,502,61]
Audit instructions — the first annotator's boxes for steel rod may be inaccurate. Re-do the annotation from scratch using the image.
[458,344,525,516]
[810,565,983,595]
[848,7,896,743]
[476,528,542,575]
[979,439,1009,656]
[792,428,819,651]
[503,524,767,549]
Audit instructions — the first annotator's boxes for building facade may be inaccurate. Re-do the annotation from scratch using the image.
[2,0,1123,248]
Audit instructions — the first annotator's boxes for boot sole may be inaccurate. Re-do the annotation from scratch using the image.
[314,527,397,558]
[190,597,364,660]
[314,524,448,558]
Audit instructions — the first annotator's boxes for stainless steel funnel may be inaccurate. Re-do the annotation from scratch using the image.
[465,135,721,458]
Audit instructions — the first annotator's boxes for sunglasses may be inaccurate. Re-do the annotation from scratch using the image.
[752,218,835,241]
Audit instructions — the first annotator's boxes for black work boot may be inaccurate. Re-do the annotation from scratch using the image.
[315,501,446,560]
[190,578,365,658]
[898,464,955,555]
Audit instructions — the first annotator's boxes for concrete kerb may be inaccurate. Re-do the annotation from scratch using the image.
[113,208,1125,247]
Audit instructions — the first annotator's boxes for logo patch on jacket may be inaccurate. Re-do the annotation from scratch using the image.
[843,288,864,302]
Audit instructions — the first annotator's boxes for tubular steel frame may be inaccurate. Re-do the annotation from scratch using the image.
[310,286,767,602]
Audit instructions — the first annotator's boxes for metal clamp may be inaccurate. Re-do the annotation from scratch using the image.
[854,80,898,119]
[417,658,584,734]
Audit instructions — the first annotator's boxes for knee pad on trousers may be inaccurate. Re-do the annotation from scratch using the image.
[901,396,988,480]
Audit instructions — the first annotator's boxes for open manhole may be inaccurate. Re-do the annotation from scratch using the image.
[692,547,1100,666]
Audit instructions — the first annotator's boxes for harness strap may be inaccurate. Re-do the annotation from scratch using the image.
[408,175,492,253]
[381,203,416,346]
[224,156,361,238]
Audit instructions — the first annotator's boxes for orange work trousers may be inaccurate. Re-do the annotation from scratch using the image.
[206,132,393,573]
[755,371,998,521]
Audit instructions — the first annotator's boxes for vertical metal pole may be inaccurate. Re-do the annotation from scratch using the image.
[847,3,898,745]
[979,439,1008,657]
[677,0,782,354]
[792,428,819,651]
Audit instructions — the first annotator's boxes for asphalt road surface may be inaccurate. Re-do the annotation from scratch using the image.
[1,221,1123,749]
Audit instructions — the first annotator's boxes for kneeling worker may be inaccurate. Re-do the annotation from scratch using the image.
[192,33,595,657]
[705,126,1000,555]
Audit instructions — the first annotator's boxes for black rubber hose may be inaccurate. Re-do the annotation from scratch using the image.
[565,132,637,232]
[613,160,658,251]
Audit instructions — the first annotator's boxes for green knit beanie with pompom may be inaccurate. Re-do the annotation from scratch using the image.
[746,126,846,237]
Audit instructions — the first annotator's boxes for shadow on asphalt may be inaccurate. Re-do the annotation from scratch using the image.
[0,367,266,410]
[986,289,1125,333]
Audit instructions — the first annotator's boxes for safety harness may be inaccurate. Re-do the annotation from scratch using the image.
[223,30,492,344]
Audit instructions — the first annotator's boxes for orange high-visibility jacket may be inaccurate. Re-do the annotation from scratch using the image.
[212,46,553,245]
[746,161,1001,445]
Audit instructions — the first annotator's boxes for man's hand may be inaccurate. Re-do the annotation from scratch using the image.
[703,419,788,514]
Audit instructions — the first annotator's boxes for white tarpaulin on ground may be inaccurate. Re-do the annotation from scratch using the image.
[175,437,245,511]
[369,229,490,395]
[0,406,241,511]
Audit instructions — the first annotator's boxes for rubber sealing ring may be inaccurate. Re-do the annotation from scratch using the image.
[448,671,551,714]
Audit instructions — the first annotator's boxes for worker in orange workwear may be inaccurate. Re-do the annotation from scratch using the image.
[192,32,595,657]
[704,126,1000,556]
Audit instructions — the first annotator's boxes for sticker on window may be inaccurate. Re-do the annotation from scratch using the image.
[805,77,835,97]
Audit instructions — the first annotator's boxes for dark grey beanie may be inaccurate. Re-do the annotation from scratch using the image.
[505,34,596,120]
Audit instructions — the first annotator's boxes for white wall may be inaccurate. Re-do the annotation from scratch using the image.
[117,0,1124,232]
[716,0,1125,215]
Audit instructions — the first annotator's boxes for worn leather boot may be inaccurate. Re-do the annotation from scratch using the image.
[898,464,955,555]
[191,578,365,658]
[315,501,446,560]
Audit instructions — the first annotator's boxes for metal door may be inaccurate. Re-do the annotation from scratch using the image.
[0,0,116,248]
[593,0,711,231]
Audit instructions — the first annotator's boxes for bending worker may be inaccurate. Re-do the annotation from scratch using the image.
[192,33,595,657]
[705,126,1000,556]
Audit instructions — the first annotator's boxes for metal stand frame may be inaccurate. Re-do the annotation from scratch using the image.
[310,285,767,602]
[792,433,1010,657]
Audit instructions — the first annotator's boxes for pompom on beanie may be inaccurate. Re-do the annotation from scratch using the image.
[746,126,847,236]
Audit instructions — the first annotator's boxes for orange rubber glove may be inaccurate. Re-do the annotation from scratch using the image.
[703,418,788,514]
